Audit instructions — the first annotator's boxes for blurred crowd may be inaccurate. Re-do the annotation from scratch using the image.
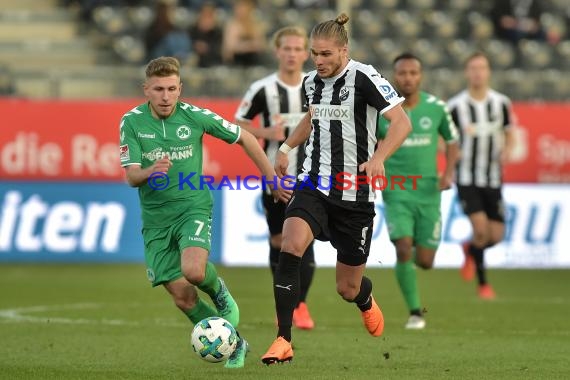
[56,0,568,70]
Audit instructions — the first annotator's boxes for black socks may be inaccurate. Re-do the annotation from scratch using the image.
[274,252,301,342]
[299,244,315,304]
[352,276,373,312]
[469,244,487,285]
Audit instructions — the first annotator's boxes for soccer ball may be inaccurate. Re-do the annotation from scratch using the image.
[191,317,238,363]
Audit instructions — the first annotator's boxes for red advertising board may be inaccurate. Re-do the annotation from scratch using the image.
[1,99,569,182]
[0,98,254,181]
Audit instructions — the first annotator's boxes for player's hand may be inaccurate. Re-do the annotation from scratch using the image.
[500,148,511,165]
[439,174,453,190]
[271,184,293,204]
[275,151,290,178]
[263,122,286,141]
[359,156,385,189]
[151,158,172,174]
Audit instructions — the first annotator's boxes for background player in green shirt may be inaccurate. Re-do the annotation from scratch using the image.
[119,56,290,368]
[377,53,460,329]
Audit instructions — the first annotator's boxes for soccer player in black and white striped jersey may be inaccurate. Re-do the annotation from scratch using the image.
[448,52,516,300]
[235,26,317,330]
[261,14,412,365]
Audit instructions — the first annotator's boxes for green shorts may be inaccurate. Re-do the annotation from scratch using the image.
[383,197,442,250]
[142,212,212,287]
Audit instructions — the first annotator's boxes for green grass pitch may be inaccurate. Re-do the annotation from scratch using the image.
[1,265,569,379]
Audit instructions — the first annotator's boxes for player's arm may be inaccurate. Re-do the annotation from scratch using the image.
[498,97,516,164]
[119,117,172,188]
[438,102,461,190]
[237,129,292,202]
[235,118,285,141]
[502,128,515,164]
[124,159,172,187]
[235,83,285,141]
[202,109,291,202]
[363,105,411,178]
[275,111,312,177]
[359,68,411,178]
[440,141,460,190]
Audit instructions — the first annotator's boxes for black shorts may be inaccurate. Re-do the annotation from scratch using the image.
[285,185,375,266]
[456,185,505,223]
[262,191,286,235]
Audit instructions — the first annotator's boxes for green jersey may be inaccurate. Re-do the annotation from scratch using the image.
[119,101,241,228]
[377,91,458,202]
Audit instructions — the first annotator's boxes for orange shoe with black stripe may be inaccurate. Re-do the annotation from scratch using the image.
[261,336,293,365]
[361,296,384,337]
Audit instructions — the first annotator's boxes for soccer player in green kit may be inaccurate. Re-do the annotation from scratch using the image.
[377,53,460,329]
[119,56,291,368]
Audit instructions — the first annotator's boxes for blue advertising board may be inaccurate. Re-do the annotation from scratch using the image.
[0,182,223,263]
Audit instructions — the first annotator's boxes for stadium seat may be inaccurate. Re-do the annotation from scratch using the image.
[485,39,516,69]
[539,69,568,100]
[352,10,384,39]
[113,35,146,64]
[92,6,130,36]
[446,39,478,68]
[372,0,399,10]
[410,39,445,68]
[171,6,195,30]
[126,6,154,33]
[389,10,423,39]
[372,38,400,69]
[555,40,570,69]
[519,40,554,69]
[424,10,459,40]
[444,0,471,12]
[407,0,436,11]
[467,11,494,41]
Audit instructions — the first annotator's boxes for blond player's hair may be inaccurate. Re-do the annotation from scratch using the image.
[145,56,180,79]
[310,13,349,46]
[464,51,491,68]
[272,26,308,49]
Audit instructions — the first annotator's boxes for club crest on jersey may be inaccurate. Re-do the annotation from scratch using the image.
[176,125,191,140]
[340,87,350,101]
[419,117,432,130]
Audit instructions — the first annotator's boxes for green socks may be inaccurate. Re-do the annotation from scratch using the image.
[395,260,421,313]
[184,298,217,324]
[197,262,221,298]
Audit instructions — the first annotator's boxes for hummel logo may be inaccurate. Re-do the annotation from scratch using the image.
[275,284,293,291]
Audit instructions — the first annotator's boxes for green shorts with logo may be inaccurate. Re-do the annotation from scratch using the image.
[142,212,212,287]
[383,196,442,250]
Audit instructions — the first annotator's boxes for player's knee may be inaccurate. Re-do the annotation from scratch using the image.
[336,282,359,301]
[416,257,434,270]
[472,230,489,246]
[280,239,306,257]
[270,234,282,249]
[181,265,205,285]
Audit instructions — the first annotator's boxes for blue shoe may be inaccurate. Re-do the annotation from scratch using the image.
[212,278,240,327]
[224,337,248,369]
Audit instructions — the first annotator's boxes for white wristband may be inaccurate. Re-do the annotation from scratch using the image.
[279,143,292,154]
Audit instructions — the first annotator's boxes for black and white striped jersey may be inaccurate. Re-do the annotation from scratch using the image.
[448,89,514,188]
[235,72,307,176]
[301,59,404,202]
